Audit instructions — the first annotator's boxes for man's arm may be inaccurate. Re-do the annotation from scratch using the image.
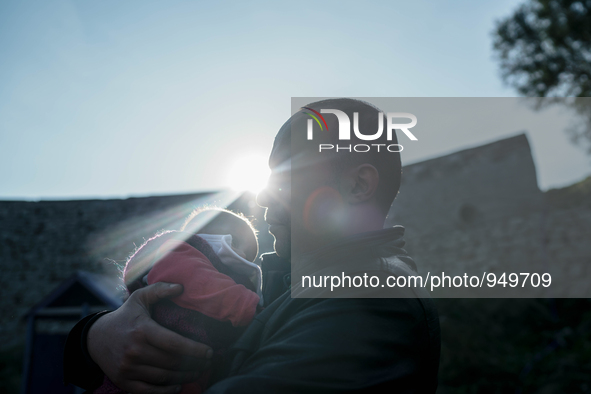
[64,282,214,394]
[63,311,112,389]
[206,296,440,393]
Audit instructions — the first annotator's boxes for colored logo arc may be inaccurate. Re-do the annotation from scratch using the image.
[302,107,329,131]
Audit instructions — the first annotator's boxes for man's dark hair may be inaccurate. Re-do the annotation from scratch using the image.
[304,98,402,214]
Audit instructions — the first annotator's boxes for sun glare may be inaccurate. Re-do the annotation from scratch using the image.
[227,154,271,193]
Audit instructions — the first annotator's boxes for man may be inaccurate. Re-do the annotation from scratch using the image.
[64,98,440,393]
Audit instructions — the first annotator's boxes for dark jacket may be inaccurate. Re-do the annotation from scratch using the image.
[64,227,440,393]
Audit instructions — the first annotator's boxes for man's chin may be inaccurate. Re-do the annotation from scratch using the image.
[273,239,291,260]
[269,225,291,259]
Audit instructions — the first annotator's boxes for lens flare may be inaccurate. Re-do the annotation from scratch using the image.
[227,154,271,193]
[86,190,245,275]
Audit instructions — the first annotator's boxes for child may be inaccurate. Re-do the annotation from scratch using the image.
[95,208,262,394]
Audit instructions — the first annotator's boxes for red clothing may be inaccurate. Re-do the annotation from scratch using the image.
[95,236,259,394]
[147,239,259,327]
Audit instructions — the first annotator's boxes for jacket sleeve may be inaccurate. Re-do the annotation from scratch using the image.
[63,311,112,391]
[204,296,440,393]
[147,239,259,326]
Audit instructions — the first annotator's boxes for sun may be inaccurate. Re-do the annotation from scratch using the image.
[227,154,271,194]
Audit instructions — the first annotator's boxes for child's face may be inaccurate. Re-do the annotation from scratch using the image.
[229,232,257,262]
[199,213,258,262]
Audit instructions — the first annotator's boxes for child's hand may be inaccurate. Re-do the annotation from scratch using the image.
[87,282,214,394]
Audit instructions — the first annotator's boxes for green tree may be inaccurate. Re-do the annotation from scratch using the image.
[493,0,591,153]
[493,0,591,97]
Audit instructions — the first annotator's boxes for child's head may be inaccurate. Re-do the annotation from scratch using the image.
[181,207,258,262]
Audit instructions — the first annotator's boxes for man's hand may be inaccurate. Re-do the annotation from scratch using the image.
[87,282,213,394]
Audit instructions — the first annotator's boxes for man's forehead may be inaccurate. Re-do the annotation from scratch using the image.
[269,117,293,168]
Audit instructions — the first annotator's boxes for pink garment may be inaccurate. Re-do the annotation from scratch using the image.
[94,237,259,394]
[147,239,259,326]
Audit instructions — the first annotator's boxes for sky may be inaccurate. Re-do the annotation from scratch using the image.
[1,0,590,200]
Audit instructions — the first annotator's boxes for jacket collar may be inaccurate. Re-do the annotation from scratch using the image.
[294,225,414,276]
[259,226,414,303]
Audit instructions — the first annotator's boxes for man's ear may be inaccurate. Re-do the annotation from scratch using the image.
[341,164,379,204]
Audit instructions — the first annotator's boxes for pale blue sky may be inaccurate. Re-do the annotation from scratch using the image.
[1,0,589,200]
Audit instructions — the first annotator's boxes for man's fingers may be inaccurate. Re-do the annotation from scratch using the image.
[132,282,184,308]
[85,282,214,393]
[129,365,202,386]
[134,344,209,372]
[142,320,213,359]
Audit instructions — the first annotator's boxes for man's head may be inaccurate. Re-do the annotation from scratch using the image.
[257,98,402,260]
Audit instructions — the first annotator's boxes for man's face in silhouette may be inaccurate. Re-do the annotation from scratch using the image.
[257,99,400,260]
[256,119,293,258]
[256,113,340,260]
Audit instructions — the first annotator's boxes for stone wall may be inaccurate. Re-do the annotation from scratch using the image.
[1,133,590,349]
[0,191,273,350]
[386,134,591,297]
[387,134,543,235]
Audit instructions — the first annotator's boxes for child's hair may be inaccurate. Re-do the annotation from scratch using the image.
[123,207,259,293]
[181,206,257,236]
[123,230,178,292]
[123,230,256,294]
[181,207,258,262]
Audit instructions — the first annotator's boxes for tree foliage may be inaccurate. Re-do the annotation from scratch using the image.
[493,0,591,97]
[493,0,591,154]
